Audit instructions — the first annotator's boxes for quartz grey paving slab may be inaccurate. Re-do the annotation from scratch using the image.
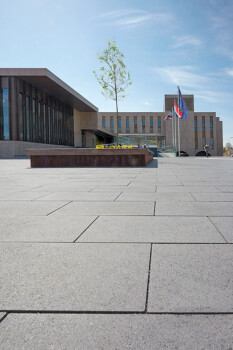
[156,185,220,192]
[210,217,233,243]
[78,216,224,243]
[1,314,233,350]
[156,201,233,216]
[148,245,233,312]
[0,201,69,216]
[192,192,233,201]
[93,185,157,193]
[216,186,233,192]
[0,312,5,321]
[29,185,96,192]
[0,243,150,311]
[0,191,52,201]
[36,192,120,202]
[116,192,195,202]
[53,201,154,216]
[0,216,97,242]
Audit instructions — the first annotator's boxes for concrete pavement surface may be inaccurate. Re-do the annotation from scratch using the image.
[0,157,233,349]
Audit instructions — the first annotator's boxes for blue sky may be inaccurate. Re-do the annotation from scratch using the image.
[0,0,233,144]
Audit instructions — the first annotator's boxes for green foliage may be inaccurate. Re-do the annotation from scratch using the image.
[93,40,132,101]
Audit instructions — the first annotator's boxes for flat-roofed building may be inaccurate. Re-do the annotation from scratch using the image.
[0,68,112,157]
[98,95,223,156]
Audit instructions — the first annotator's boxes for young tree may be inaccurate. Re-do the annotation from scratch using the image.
[93,40,132,146]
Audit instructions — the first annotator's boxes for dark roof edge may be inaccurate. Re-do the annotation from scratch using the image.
[0,68,98,112]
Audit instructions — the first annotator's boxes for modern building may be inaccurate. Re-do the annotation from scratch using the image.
[0,68,223,157]
[98,95,223,156]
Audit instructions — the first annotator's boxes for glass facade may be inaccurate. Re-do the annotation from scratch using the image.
[210,116,214,148]
[126,116,129,133]
[142,116,145,133]
[158,116,161,133]
[0,89,10,140]
[134,116,137,133]
[110,116,114,131]
[118,116,121,132]
[17,86,74,146]
[102,116,106,128]
[194,116,198,149]
[202,116,205,146]
[150,116,153,133]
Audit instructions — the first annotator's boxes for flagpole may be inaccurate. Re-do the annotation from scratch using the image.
[177,86,180,157]
[174,99,177,153]
[172,107,174,146]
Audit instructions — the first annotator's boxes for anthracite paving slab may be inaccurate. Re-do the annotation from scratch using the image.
[155,201,233,216]
[53,201,155,216]
[0,201,69,216]
[0,243,150,311]
[78,216,224,243]
[0,216,97,242]
[1,314,233,350]
[148,245,233,312]
[209,217,233,243]
[116,192,194,202]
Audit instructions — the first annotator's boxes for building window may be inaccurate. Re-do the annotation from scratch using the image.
[0,89,10,140]
[126,116,129,133]
[18,93,24,141]
[150,116,153,133]
[32,99,36,142]
[26,96,30,141]
[118,116,121,132]
[158,116,161,133]
[110,116,114,132]
[194,116,198,149]
[210,116,214,148]
[142,116,145,133]
[134,116,137,133]
[202,116,205,146]
[102,116,106,128]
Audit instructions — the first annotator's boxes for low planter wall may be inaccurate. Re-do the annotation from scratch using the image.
[25,148,154,167]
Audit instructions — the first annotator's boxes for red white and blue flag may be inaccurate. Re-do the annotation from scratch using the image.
[174,100,182,118]
[164,112,173,121]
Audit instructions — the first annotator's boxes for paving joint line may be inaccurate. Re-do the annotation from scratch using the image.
[189,192,197,201]
[145,243,153,312]
[114,192,123,201]
[73,216,100,243]
[207,216,229,243]
[0,312,9,324]
[1,310,233,315]
[153,201,156,215]
[46,201,72,216]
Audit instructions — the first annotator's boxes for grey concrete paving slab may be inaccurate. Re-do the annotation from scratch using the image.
[0,191,52,201]
[192,192,233,201]
[36,192,120,201]
[0,243,150,311]
[29,185,96,192]
[156,185,220,192]
[210,217,233,243]
[92,185,157,193]
[54,201,154,216]
[0,201,69,216]
[1,314,233,350]
[0,312,5,321]
[148,245,233,312]
[78,216,224,243]
[155,201,233,216]
[216,186,233,192]
[116,192,195,202]
[0,216,97,242]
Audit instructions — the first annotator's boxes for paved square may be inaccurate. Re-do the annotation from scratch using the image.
[1,157,233,349]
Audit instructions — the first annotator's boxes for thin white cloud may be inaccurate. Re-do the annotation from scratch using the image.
[93,9,173,28]
[154,66,208,89]
[172,35,202,49]
[225,68,233,77]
